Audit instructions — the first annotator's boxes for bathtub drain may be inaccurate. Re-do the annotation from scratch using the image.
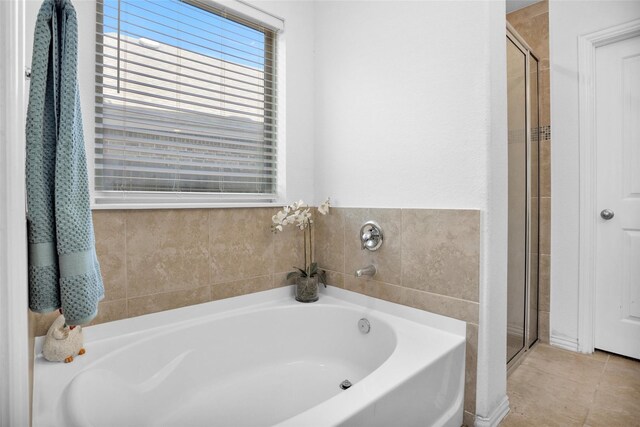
[358,318,370,334]
[339,379,352,390]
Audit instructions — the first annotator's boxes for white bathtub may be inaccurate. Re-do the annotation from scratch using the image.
[33,286,466,427]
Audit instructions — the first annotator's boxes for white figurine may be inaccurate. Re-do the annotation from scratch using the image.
[42,314,86,363]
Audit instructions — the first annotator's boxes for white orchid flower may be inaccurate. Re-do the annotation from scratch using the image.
[318,198,331,215]
[272,198,329,238]
[293,208,309,229]
[272,210,288,225]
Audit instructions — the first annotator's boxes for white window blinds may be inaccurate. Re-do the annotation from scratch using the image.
[95,0,278,203]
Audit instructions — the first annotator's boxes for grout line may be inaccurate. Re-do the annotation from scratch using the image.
[123,210,128,318]
[341,209,346,276]
[128,284,212,300]
[399,209,405,288]
[208,209,212,300]
[400,209,404,287]
[583,353,610,425]
[267,207,275,278]
[211,273,274,288]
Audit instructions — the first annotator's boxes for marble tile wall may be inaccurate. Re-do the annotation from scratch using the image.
[30,208,303,336]
[314,207,480,422]
[508,1,551,343]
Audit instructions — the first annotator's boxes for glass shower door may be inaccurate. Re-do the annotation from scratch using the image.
[506,28,540,365]
[506,37,528,362]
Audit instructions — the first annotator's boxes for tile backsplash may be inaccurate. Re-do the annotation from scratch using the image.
[30,208,301,336]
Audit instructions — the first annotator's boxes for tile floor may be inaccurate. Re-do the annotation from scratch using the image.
[501,343,640,426]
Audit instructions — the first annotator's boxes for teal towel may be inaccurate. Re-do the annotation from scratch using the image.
[26,0,104,325]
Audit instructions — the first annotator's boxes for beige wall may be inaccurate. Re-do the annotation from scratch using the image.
[30,208,304,335]
[314,208,480,425]
[507,1,551,343]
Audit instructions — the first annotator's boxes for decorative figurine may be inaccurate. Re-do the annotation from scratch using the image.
[42,314,86,363]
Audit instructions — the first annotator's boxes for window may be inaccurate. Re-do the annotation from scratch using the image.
[95,0,278,204]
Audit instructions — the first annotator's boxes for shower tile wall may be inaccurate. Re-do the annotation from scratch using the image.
[508,1,551,343]
[30,208,304,335]
[315,208,480,424]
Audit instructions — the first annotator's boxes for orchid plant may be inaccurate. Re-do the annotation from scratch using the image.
[272,198,331,284]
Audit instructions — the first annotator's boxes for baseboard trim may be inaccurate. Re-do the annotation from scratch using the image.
[550,334,579,352]
[475,395,510,427]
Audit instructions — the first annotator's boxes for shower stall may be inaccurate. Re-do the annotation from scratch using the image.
[506,24,540,366]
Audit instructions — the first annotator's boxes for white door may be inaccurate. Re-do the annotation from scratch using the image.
[594,34,640,360]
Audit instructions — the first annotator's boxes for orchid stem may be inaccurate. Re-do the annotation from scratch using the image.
[303,225,308,274]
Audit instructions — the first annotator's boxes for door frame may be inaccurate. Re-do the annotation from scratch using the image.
[577,18,640,354]
[0,0,30,425]
[0,0,30,424]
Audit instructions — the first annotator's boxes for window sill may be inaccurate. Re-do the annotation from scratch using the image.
[91,202,282,210]
[91,191,282,210]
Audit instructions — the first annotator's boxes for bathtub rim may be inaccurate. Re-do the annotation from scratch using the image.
[35,285,465,353]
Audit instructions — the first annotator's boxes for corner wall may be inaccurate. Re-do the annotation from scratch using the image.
[549,1,640,349]
[313,1,509,424]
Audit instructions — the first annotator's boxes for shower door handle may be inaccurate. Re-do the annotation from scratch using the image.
[600,209,615,220]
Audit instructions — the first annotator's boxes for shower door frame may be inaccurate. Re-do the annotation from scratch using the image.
[506,23,541,371]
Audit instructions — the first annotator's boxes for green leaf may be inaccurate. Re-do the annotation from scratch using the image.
[289,267,308,279]
[318,269,327,288]
[308,262,319,277]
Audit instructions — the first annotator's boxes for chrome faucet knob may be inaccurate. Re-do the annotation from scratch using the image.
[359,221,383,251]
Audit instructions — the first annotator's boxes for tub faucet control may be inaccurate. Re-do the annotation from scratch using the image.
[360,221,383,251]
